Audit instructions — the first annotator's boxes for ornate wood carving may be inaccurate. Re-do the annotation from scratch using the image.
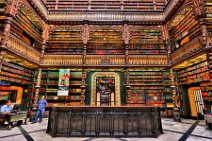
[28,0,48,18]
[41,22,49,57]
[0,51,6,72]
[193,0,205,18]
[5,0,19,17]
[123,23,130,45]
[49,25,83,33]
[5,34,40,64]
[89,25,123,32]
[1,17,12,48]
[82,23,89,44]
[19,0,44,30]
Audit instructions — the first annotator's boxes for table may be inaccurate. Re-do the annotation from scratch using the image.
[47,106,163,137]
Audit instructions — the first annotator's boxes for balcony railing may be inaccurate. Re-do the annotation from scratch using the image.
[171,36,203,65]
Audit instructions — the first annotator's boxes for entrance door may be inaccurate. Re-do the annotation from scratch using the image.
[188,87,204,118]
[96,77,115,106]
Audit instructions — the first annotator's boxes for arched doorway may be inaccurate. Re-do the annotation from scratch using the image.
[90,72,121,106]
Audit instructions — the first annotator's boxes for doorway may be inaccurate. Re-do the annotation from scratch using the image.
[90,72,121,106]
[96,77,115,106]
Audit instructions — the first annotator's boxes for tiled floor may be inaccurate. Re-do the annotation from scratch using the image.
[0,118,211,141]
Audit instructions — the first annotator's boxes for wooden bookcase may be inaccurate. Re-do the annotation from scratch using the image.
[68,71,82,106]
[129,30,166,55]
[0,61,34,107]
[170,7,201,51]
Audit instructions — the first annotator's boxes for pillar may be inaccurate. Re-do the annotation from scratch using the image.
[0,50,6,72]
[33,68,42,109]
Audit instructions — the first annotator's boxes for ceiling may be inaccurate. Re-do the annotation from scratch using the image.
[3,53,39,69]
[42,0,170,13]
[172,54,207,69]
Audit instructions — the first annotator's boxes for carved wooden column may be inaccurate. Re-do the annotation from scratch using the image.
[170,69,176,106]
[123,21,131,104]
[0,51,6,72]
[81,21,89,105]
[162,24,171,66]
[170,68,181,121]
[32,23,48,109]
[41,23,49,58]
[33,68,42,109]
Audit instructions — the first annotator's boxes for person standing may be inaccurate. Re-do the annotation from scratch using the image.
[0,100,12,124]
[31,96,48,123]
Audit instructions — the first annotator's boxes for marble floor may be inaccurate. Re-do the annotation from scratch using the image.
[0,118,211,141]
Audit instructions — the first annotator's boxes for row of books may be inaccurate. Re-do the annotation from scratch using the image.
[171,9,200,50]
[178,61,207,75]
[0,91,9,95]
[0,86,10,90]
[0,75,32,84]
[46,95,81,101]
[2,66,32,77]
[1,71,32,81]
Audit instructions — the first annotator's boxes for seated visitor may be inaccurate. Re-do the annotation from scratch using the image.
[31,96,48,124]
[0,100,12,124]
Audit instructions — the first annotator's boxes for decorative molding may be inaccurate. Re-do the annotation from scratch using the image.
[29,0,48,19]
[90,72,121,106]
[89,25,123,32]
[40,55,83,66]
[5,34,40,64]
[5,0,19,17]
[49,25,83,33]
[82,24,89,44]
[48,12,164,22]
[171,36,203,64]
[163,0,180,19]
[193,0,206,18]
[123,23,129,44]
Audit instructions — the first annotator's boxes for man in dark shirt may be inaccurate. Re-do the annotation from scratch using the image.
[31,96,48,124]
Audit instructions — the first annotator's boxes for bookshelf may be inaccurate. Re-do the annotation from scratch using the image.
[46,30,83,54]
[0,81,10,102]
[169,6,201,51]
[87,30,124,55]
[0,61,34,84]
[177,61,209,85]
[35,70,83,106]
[46,70,60,106]
[129,30,166,55]
[11,8,42,51]
[0,61,34,107]
[177,60,212,117]
[68,71,82,106]
[205,0,212,35]
[129,71,171,106]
